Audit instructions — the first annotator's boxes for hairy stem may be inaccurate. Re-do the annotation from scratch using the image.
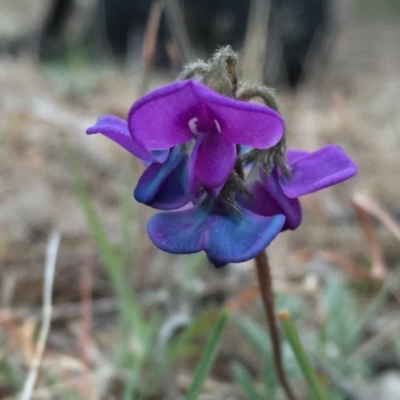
[255,251,297,400]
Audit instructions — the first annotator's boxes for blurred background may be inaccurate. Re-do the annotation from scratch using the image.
[0,0,400,399]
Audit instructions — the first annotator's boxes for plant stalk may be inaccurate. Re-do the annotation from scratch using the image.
[255,251,297,400]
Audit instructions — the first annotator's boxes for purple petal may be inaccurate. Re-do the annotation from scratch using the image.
[280,145,358,198]
[86,115,168,162]
[190,132,236,192]
[134,148,191,210]
[128,79,284,151]
[204,205,285,264]
[286,150,309,165]
[244,175,302,231]
[191,80,284,148]
[148,207,209,254]
[128,81,203,150]
[188,137,202,197]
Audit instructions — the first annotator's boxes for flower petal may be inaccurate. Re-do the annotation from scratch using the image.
[128,80,203,150]
[191,80,284,148]
[191,132,236,192]
[129,79,284,151]
[148,202,285,266]
[86,115,168,162]
[134,148,191,210]
[206,256,228,268]
[286,150,309,165]
[280,145,358,198]
[188,137,202,198]
[243,176,302,230]
[147,207,209,254]
[204,205,285,264]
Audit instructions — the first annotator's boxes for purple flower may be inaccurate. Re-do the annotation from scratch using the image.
[243,145,358,230]
[128,79,284,194]
[86,76,357,269]
[148,200,285,267]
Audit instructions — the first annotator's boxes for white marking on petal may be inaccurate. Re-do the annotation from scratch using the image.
[188,117,199,135]
[214,119,221,134]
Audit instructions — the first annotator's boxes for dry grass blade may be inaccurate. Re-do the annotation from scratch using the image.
[241,0,270,81]
[80,251,94,369]
[20,231,60,400]
[352,192,394,280]
[296,250,371,281]
[226,285,259,311]
[353,192,400,242]
[319,251,372,280]
[139,0,164,96]
[164,0,195,63]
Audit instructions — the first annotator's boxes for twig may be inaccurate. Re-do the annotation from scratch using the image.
[255,251,297,400]
[20,231,60,400]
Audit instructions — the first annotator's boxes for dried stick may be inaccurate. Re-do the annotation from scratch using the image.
[139,0,163,96]
[255,251,297,400]
[20,231,60,400]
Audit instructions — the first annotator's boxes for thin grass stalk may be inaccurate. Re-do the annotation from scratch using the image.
[184,308,229,400]
[279,310,326,400]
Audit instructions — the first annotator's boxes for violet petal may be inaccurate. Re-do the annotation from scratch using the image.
[86,115,168,162]
[281,145,358,198]
[192,80,284,148]
[191,132,236,192]
[188,137,202,197]
[244,176,302,231]
[128,80,203,150]
[129,79,284,151]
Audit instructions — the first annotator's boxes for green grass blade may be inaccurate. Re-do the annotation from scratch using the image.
[67,147,145,332]
[184,308,229,400]
[351,276,395,343]
[279,311,326,400]
[233,315,270,358]
[232,362,264,400]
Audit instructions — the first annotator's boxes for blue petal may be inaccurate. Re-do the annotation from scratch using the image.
[134,148,191,210]
[207,256,228,268]
[204,205,285,264]
[147,206,210,254]
[147,201,285,267]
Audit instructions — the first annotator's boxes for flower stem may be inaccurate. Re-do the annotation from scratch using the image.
[255,251,297,400]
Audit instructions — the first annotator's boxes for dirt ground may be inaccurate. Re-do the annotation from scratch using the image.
[0,1,400,399]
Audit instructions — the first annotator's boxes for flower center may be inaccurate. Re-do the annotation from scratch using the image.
[188,117,222,137]
[188,117,199,136]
